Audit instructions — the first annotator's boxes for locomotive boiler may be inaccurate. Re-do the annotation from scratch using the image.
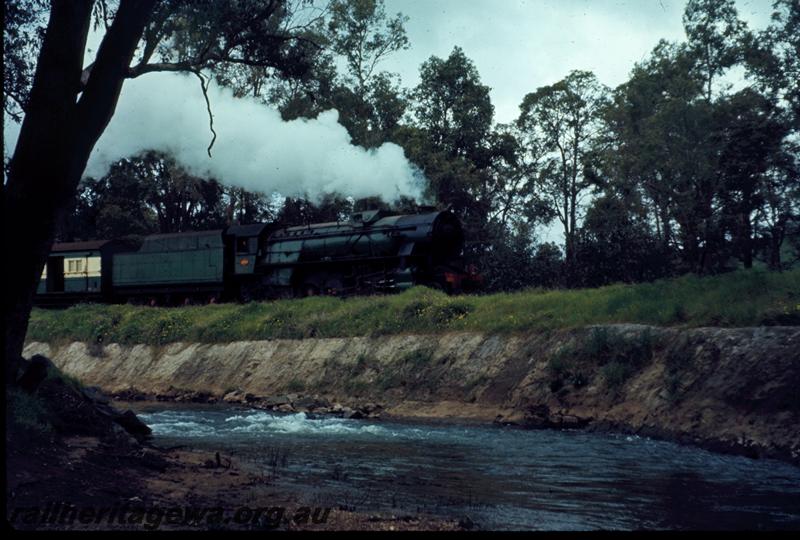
[34,209,481,306]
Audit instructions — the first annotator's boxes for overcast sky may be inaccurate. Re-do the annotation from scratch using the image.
[4,0,778,234]
[381,0,774,123]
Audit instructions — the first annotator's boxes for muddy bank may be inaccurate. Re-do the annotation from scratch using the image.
[7,430,463,531]
[6,369,461,531]
[24,325,800,464]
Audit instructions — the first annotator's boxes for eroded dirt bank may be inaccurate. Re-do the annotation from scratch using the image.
[24,324,800,463]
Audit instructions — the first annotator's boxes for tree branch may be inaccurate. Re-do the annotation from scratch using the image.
[75,0,157,156]
[128,60,200,78]
[193,70,217,157]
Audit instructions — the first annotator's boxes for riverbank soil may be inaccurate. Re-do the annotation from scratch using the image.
[5,382,463,531]
[24,325,800,464]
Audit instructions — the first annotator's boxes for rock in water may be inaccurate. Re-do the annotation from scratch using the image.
[115,410,152,440]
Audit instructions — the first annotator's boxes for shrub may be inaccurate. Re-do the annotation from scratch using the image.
[546,344,592,392]
[343,380,369,396]
[430,301,473,325]
[547,346,574,375]
[376,369,403,391]
[352,353,370,373]
[601,361,632,389]
[402,300,432,320]
[402,348,434,368]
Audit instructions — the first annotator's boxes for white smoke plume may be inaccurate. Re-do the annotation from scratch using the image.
[3,71,423,201]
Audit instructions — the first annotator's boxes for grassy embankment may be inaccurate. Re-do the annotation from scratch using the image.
[7,365,85,437]
[27,269,800,346]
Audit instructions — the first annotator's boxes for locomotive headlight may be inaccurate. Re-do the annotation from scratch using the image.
[240,258,250,266]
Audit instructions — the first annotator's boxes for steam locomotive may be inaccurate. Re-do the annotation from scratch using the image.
[34,209,481,306]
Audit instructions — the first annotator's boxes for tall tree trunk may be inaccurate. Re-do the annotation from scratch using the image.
[740,211,753,269]
[768,214,787,271]
[3,0,156,381]
[3,0,94,382]
[660,204,672,252]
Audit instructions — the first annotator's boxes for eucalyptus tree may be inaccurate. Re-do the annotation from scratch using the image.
[3,0,333,377]
[682,0,748,102]
[405,46,524,256]
[600,41,706,258]
[715,89,792,268]
[327,0,408,100]
[265,0,410,148]
[413,46,494,162]
[743,0,800,268]
[516,70,609,274]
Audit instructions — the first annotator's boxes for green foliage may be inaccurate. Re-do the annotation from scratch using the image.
[375,367,403,392]
[547,344,591,391]
[585,327,654,367]
[517,70,609,272]
[547,348,573,377]
[370,348,437,393]
[601,361,634,390]
[589,328,654,389]
[547,327,656,392]
[429,301,473,325]
[574,195,670,287]
[352,353,371,373]
[27,269,800,345]
[401,348,434,368]
[327,0,409,96]
[12,0,799,328]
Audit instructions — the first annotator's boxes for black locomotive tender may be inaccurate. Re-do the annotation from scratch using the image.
[35,209,481,306]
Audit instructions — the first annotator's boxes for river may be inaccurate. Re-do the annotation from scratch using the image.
[136,404,800,530]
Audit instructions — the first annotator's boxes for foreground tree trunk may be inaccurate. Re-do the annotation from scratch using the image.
[3,0,156,382]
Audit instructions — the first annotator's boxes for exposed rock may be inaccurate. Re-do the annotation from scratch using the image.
[522,404,552,429]
[223,390,246,403]
[81,386,110,404]
[493,411,525,425]
[559,414,588,428]
[362,402,382,414]
[294,395,330,411]
[115,410,152,441]
[23,325,800,464]
[17,361,153,443]
[263,395,291,408]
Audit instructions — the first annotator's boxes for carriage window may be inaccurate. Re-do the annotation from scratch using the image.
[67,260,83,273]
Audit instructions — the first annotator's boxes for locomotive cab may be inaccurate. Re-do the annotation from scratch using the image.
[224,223,276,301]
